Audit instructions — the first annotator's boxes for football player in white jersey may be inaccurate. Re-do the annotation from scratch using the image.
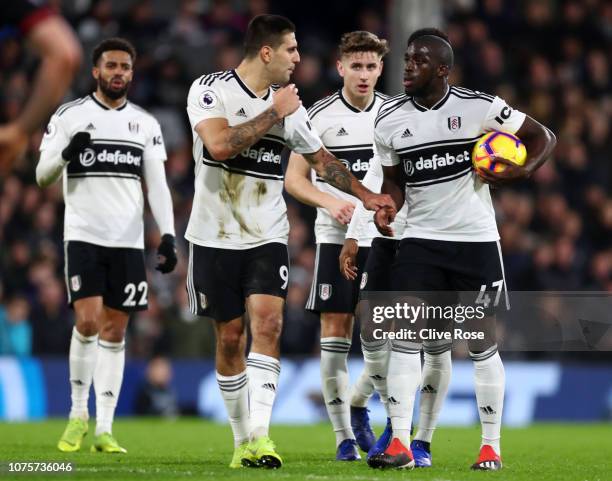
[185,15,393,469]
[284,31,389,461]
[371,29,556,470]
[36,38,177,454]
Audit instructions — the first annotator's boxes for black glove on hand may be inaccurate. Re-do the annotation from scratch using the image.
[156,234,177,274]
[61,132,91,163]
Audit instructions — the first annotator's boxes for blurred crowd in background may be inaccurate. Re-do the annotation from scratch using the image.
[0,0,610,359]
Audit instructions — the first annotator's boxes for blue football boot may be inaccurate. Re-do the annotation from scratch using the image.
[410,439,432,467]
[336,439,361,461]
[350,406,376,452]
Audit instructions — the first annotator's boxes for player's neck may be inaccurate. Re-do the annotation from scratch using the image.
[93,91,127,110]
[235,61,273,98]
[413,82,448,109]
[341,87,373,111]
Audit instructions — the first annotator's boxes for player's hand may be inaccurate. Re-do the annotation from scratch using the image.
[374,206,395,237]
[476,155,531,186]
[339,238,359,281]
[272,84,301,118]
[156,234,178,274]
[0,123,29,176]
[363,192,395,213]
[325,198,355,225]
[61,132,91,163]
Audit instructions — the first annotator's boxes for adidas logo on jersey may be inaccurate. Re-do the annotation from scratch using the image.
[328,397,344,405]
[403,150,470,176]
[85,123,96,131]
[401,128,413,138]
[235,107,247,118]
[370,374,385,381]
[241,146,281,164]
[336,127,348,136]
[261,383,276,392]
[339,158,370,173]
[101,390,114,398]
[387,396,399,405]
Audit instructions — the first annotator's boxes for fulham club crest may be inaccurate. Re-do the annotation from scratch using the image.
[70,275,81,292]
[319,283,332,301]
[447,116,461,132]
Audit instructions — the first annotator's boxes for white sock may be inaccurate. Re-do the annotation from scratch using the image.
[246,352,280,440]
[361,337,390,410]
[386,346,421,447]
[471,347,505,455]
[350,368,374,408]
[320,337,354,446]
[415,347,452,443]
[68,327,97,420]
[93,339,125,436]
[216,370,250,447]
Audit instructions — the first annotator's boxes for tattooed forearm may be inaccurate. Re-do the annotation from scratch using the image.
[323,162,352,192]
[305,148,361,196]
[226,107,279,156]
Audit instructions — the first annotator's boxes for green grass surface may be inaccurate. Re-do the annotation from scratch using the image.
[0,419,610,480]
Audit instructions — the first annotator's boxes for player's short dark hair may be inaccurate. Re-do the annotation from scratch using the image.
[338,31,389,58]
[244,14,296,58]
[407,28,453,68]
[92,38,137,66]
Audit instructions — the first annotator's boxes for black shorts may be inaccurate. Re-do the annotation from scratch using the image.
[392,238,509,311]
[187,242,289,322]
[64,241,148,312]
[360,237,400,293]
[306,243,370,314]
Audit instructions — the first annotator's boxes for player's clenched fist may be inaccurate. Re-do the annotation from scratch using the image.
[272,83,301,118]
[374,205,396,238]
[363,192,395,213]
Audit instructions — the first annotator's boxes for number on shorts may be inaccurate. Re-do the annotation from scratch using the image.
[279,265,289,290]
[123,281,148,307]
[475,280,504,308]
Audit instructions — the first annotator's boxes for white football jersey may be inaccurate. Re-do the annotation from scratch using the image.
[308,90,387,246]
[375,86,526,242]
[39,94,168,248]
[186,70,322,249]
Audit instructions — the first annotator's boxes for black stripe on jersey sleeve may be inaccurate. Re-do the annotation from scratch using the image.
[67,172,141,180]
[56,97,88,116]
[450,92,494,103]
[452,86,495,100]
[374,96,410,128]
[307,94,340,120]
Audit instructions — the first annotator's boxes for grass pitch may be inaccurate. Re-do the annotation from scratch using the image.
[0,419,610,480]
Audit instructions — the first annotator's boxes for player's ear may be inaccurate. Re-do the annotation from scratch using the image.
[92,66,100,80]
[336,59,345,78]
[438,64,449,78]
[260,45,273,64]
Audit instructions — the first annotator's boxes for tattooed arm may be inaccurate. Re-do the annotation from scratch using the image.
[303,147,395,212]
[194,84,301,161]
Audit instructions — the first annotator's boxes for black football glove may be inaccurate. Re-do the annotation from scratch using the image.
[61,132,91,163]
[156,234,177,274]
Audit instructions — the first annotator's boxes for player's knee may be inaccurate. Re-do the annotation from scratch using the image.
[321,313,352,338]
[98,321,126,343]
[217,327,245,356]
[250,313,282,343]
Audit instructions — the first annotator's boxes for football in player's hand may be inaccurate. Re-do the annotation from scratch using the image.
[472,131,526,173]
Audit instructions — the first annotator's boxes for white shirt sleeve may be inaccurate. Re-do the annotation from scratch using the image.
[144,118,167,163]
[284,106,323,155]
[36,114,70,187]
[143,156,175,237]
[186,81,226,130]
[375,128,400,167]
[345,155,383,240]
[482,96,526,134]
